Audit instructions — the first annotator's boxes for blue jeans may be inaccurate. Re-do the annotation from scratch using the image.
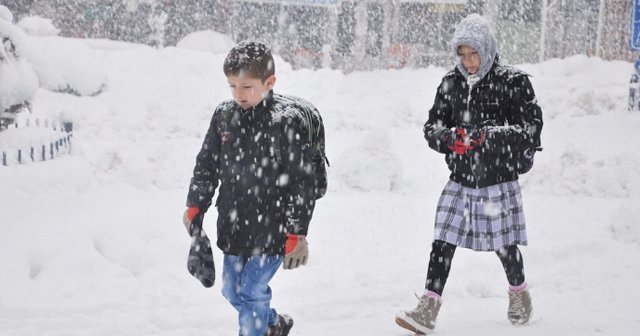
[222,255,283,336]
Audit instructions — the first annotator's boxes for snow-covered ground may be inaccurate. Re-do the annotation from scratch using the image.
[1,32,639,335]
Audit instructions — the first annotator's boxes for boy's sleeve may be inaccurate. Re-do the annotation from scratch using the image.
[281,114,317,236]
[186,113,221,212]
[423,79,454,154]
[482,75,543,153]
[311,110,328,200]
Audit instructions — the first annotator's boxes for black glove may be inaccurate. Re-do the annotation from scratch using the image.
[440,127,455,148]
[517,147,540,174]
[465,127,485,148]
[186,219,215,288]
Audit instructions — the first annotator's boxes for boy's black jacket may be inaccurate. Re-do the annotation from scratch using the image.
[424,60,543,188]
[187,91,326,256]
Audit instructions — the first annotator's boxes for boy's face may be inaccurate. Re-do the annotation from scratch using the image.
[227,74,276,110]
[457,45,480,74]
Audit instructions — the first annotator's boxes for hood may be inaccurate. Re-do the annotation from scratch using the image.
[450,13,497,81]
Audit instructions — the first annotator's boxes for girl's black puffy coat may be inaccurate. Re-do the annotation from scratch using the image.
[424,60,543,188]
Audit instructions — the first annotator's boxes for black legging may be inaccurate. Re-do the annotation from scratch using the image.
[425,240,525,296]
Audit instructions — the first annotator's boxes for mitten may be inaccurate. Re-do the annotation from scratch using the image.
[183,206,201,235]
[283,234,308,270]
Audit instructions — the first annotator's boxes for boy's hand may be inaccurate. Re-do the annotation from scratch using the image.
[283,234,308,269]
[183,206,201,235]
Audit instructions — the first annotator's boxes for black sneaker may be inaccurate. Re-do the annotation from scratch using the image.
[266,314,294,336]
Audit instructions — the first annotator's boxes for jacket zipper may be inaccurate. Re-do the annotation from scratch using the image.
[466,81,478,182]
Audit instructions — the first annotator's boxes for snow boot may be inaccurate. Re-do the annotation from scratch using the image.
[395,295,442,334]
[266,314,293,336]
[508,287,532,325]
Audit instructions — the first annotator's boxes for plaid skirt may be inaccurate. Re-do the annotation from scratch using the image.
[433,180,527,251]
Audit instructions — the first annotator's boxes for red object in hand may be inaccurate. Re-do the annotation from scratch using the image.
[285,234,299,255]
[448,128,475,154]
[186,207,200,222]
[450,141,475,154]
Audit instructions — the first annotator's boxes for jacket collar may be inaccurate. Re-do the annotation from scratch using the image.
[455,55,501,87]
[237,90,274,120]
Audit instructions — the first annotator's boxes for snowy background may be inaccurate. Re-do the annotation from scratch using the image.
[1,21,640,336]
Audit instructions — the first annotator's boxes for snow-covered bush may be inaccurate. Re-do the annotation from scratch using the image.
[0,5,12,23]
[21,35,108,97]
[0,10,108,98]
[0,8,38,128]
[17,16,60,37]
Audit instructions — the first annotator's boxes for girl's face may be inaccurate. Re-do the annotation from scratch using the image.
[226,74,276,110]
[457,45,481,75]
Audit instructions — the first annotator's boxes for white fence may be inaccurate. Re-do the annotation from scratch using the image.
[1,117,73,166]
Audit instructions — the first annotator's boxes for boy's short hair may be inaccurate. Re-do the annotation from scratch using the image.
[223,41,275,81]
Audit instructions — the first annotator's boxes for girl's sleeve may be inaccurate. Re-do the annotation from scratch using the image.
[423,79,453,154]
[482,75,543,153]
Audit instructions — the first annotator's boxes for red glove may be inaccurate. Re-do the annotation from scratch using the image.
[283,234,308,269]
[183,206,201,235]
[285,235,298,255]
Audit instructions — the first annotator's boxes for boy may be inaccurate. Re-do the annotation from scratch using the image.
[184,41,327,336]
[395,14,543,334]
